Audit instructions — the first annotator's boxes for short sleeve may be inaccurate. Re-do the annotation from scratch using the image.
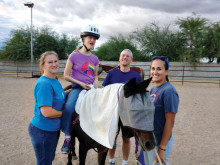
[164,88,179,113]
[94,55,99,66]
[35,82,53,107]
[136,74,142,83]
[102,72,112,86]
[68,52,75,64]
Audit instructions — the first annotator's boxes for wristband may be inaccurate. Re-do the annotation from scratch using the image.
[159,146,166,151]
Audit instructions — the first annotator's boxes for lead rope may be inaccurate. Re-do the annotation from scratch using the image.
[135,145,167,165]
[153,148,168,165]
[153,148,162,165]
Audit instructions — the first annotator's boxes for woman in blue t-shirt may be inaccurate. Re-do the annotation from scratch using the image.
[28,51,68,165]
[144,56,179,165]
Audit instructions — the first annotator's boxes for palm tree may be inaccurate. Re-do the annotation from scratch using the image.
[176,12,208,63]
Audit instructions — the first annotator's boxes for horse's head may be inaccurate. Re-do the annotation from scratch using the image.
[118,77,156,151]
[135,130,156,151]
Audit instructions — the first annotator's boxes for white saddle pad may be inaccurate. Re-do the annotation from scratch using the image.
[75,83,123,148]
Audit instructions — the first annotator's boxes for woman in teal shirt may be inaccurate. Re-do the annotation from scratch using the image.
[28,51,67,165]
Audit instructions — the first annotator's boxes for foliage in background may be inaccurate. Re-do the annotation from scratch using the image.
[0,13,220,64]
[94,35,145,61]
[0,25,80,60]
[176,12,208,64]
[0,27,31,60]
[131,23,187,62]
[200,22,220,63]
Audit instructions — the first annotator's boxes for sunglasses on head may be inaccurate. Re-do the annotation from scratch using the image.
[151,56,169,69]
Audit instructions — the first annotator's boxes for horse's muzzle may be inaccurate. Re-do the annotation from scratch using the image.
[144,139,156,151]
[135,131,156,152]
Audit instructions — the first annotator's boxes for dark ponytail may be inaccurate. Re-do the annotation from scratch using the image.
[165,62,169,82]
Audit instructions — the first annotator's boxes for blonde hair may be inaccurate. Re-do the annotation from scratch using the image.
[73,46,83,52]
[39,51,59,74]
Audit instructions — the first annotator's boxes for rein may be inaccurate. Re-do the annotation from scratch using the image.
[72,115,79,127]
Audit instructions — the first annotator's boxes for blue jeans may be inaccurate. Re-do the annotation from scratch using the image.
[28,123,60,165]
[144,136,173,165]
[61,86,83,134]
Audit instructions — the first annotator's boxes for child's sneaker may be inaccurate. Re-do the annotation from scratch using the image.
[61,139,70,154]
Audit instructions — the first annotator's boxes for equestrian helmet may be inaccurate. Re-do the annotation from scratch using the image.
[80,24,100,40]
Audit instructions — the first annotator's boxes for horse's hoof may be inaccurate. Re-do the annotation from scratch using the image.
[72,155,78,160]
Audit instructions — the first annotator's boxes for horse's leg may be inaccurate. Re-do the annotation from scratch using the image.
[67,142,73,165]
[67,152,73,165]
[71,112,79,160]
[71,137,78,160]
[98,149,108,165]
[79,143,88,165]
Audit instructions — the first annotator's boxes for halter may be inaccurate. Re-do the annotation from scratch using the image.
[135,134,167,165]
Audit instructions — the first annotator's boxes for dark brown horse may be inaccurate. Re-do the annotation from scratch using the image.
[66,77,156,165]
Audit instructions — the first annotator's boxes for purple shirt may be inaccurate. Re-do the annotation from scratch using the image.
[68,51,99,86]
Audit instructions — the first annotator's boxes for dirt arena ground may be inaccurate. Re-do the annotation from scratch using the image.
[0,76,219,165]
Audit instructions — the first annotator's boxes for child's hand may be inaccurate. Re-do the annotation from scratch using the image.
[81,83,91,90]
[93,80,99,88]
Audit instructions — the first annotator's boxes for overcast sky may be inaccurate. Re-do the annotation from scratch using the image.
[0,0,220,48]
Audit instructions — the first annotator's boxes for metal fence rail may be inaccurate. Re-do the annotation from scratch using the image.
[132,64,220,86]
[0,62,220,86]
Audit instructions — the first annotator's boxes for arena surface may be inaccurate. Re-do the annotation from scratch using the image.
[0,77,219,165]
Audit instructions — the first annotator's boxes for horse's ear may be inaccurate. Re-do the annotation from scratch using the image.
[126,77,136,87]
[123,78,137,98]
[140,77,152,90]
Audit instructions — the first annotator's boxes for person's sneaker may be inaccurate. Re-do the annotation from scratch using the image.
[109,162,115,165]
[61,139,70,154]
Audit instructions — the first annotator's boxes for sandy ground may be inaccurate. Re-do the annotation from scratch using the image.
[0,76,219,165]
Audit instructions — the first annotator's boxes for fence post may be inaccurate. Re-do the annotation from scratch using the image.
[17,63,18,78]
[182,65,185,86]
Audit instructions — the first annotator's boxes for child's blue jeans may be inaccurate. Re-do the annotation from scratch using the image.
[61,86,83,135]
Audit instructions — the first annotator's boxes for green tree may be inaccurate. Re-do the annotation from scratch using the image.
[1,27,31,60]
[176,12,208,64]
[57,34,80,59]
[0,25,80,60]
[200,22,220,63]
[94,35,144,61]
[34,34,59,59]
[131,23,187,61]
